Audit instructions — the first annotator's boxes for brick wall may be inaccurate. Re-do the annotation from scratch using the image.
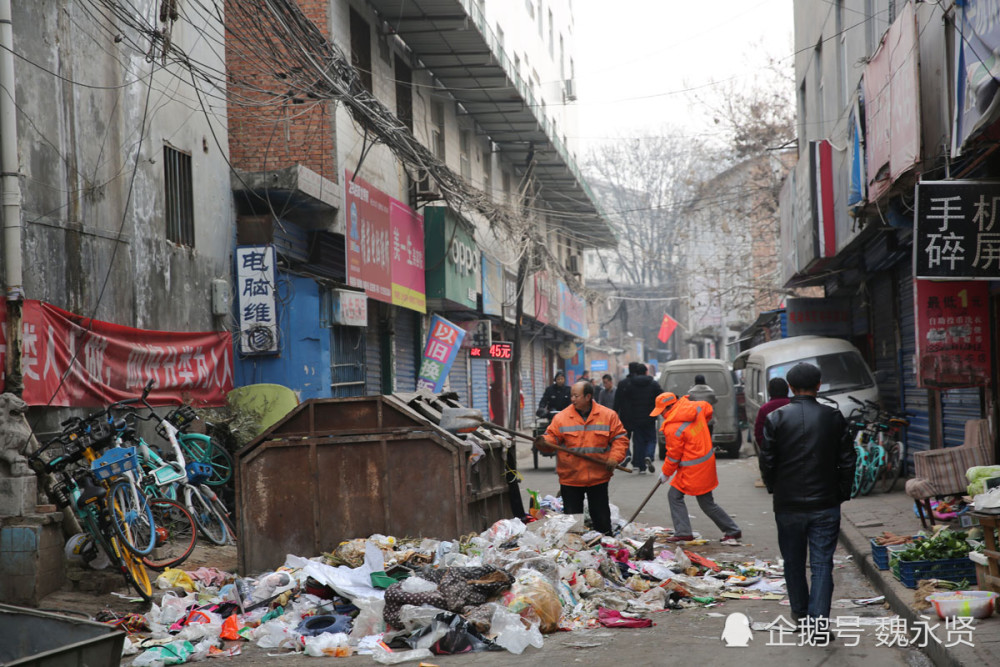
[225,0,337,181]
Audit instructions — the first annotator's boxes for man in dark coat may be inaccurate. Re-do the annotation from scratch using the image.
[760,362,855,642]
[614,363,662,473]
[537,371,571,418]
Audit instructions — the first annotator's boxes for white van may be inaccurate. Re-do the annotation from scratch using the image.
[657,358,741,457]
[733,336,880,445]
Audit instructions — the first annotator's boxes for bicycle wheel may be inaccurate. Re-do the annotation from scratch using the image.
[109,480,156,556]
[178,433,233,487]
[110,535,153,601]
[201,485,237,543]
[852,444,867,498]
[878,440,905,493]
[143,498,198,570]
[185,484,228,545]
[859,444,884,496]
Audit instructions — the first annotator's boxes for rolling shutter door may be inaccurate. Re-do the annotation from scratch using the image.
[393,308,420,393]
[365,303,382,395]
[451,349,470,405]
[471,359,489,412]
[898,268,930,461]
[870,274,899,411]
[941,388,983,448]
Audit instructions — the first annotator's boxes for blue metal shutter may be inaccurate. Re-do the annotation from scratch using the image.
[871,274,899,411]
[898,268,931,460]
[393,307,420,393]
[941,388,983,448]
[365,303,382,395]
[533,340,546,427]
[451,348,470,405]
[471,359,489,412]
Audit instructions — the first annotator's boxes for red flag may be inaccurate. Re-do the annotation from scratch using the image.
[657,313,678,343]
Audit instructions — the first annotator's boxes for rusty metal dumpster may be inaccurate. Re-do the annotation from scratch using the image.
[0,604,125,666]
[235,393,512,574]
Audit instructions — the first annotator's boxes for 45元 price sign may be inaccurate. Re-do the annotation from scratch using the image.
[915,181,1000,279]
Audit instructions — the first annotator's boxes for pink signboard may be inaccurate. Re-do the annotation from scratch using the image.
[863,1,920,203]
[914,280,991,389]
[389,199,426,313]
[345,170,392,303]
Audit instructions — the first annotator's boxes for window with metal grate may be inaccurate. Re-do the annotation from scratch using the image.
[164,145,194,247]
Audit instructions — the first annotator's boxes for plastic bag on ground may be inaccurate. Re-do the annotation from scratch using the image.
[527,514,577,543]
[400,576,438,594]
[372,644,434,664]
[303,632,351,657]
[673,547,692,570]
[398,604,443,632]
[156,568,197,592]
[490,607,543,655]
[349,597,386,639]
[505,569,562,634]
[483,518,526,544]
[132,641,194,667]
[286,543,385,601]
[252,618,301,650]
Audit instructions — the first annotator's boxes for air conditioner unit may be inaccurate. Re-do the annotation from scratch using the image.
[563,79,577,102]
[566,255,580,274]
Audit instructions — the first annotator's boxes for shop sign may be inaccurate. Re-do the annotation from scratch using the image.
[482,254,504,317]
[914,280,990,389]
[470,341,513,362]
[424,207,479,310]
[785,298,851,337]
[416,314,466,392]
[345,171,426,311]
[590,359,609,372]
[953,0,1000,155]
[459,319,491,349]
[236,245,278,354]
[503,270,518,323]
[557,281,587,337]
[0,299,233,407]
[345,171,391,302]
[533,271,556,324]
[329,289,368,327]
[390,200,426,313]
[915,181,1000,279]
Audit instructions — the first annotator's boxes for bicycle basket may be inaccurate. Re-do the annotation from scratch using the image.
[167,405,197,430]
[91,446,139,481]
[185,461,212,485]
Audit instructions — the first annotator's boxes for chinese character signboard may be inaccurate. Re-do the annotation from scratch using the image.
[914,280,990,389]
[482,254,504,317]
[915,181,1000,279]
[590,359,609,373]
[345,171,392,301]
[329,289,368,327]
[236,245,278,354]
[0,300,233,407]
[424,207,479,310]
[785,298,852,337]
[557,281,587,337]
[390,200,426,312]
[416,314,466,392]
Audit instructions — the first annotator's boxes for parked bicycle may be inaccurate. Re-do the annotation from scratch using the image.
[847,396,911,496]
[27,416,154,600]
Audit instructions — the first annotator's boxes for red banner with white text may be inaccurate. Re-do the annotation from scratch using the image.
[0,300,234,407]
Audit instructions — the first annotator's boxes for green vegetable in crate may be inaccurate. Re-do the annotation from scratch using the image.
[895,529,970,562]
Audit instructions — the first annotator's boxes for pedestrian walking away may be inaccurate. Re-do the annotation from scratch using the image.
[760,362,856,637]
[534,381,629,534]
[753,377,790,453]
[536,371,571,418]
[652,392,741,543]
[595,373,616,408]
[687,374,718,406]
[614,363,662,473]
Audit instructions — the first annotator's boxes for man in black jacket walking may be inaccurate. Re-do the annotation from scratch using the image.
[614,363,662,473]
[760,362,855,640]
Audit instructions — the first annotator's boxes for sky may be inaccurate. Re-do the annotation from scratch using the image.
[572,0,794,157]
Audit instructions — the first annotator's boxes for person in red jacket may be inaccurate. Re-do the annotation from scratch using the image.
[534,380,629,534]
[651,392,741,543]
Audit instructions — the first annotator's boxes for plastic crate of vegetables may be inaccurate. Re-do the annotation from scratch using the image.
[871,532,921,570]
[889,529,977,589]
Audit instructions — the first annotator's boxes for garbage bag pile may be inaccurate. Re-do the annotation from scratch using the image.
[120,508,788,664]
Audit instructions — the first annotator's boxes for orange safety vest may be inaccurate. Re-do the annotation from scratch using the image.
[660,398,718,496]
[543,402,629,487]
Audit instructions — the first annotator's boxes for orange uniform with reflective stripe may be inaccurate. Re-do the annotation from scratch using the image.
[543,402,629,487]
[660,398,718,496]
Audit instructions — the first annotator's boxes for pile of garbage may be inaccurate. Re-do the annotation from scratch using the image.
[119,505,789,664]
